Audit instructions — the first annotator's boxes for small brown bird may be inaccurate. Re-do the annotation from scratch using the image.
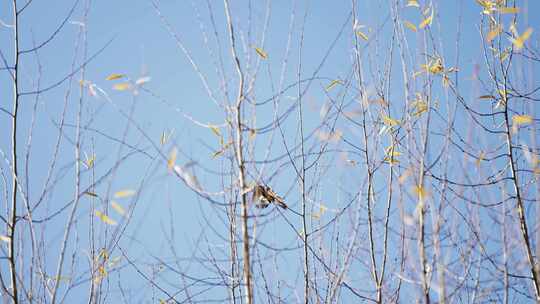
[252,185,287,209]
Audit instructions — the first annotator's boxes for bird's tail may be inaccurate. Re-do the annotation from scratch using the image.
[274,198,287,209]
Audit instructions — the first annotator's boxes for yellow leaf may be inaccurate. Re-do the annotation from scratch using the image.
[384,146,401,164]
[406,0,420,7]
[404,21,417,32]
[498,7,519,14]
[412,70,425,78]
[111,201,126,217]
[105,73,125,81]
[512,115,533,126]
[167,148,177,170]
[411,95,428,116]
[382,115,400,127]
[413,185,427,200]
[94,210,117,225]
[510,27,532,50]
[509,22,518,36]
[428,58,444,74]
[356,31,369,41]
[0,235,10,243]
[83,152,95,169]
[212,142,231,158]
[476,0,494,10]
[160,129,174,145]
[254,47,268,59]
[499,49,510,61]
[113,189,135,199]
[486,25,502,42]
[113,82,131,91]
[325,79,343,91]
[208,125,221,137]
[419,9,433,29]
[385,146,402,157]
[476,151,485,167]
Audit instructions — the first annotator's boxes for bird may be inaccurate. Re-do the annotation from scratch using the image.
[252,184,287,209]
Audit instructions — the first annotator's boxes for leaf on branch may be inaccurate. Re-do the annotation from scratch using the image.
[105,73,125,81]
[476,151,485,167]
[406,0,420,7]
[421,58,444,74]
[384,145,401,164]
[325,79,343,91]
[382,115,400,127]
[111,201,126,217]
[498,7,519,14]
[411,94,428,116]
[512,114,533,126]
[399,168,412,184]
[113,82,131,91]
[83,152,95,169]
[509,27,532,50]
[94,210,117,226]
[412,185,428,200]
[404,21,417,32]
[0,235,10,243]
[212,141,232,158]
[208,125,221,137]
[486,24,502,42]
[167,147,178,171]
[113,189,135,199]
[254,47,268,59]
[160,129,174,145]
[419,9,433,29]
[356,31,369,41]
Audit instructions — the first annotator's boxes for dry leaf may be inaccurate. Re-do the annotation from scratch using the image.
[419,9,433,29]
[84,191,98,197]
[406,0,420,7]
[208,125,221,137]
[512,115,533,126]
[113,83,131,91]
[476,151,485,167]
[325,79,343,91]
[382,115,400,127]
[510,27,532,50]
[498,7,519,14]
[356,31,369,41]
[83,152,95,169]
[167,148,178,170]
[111,201,126,217]
[254,47,268,59]
[478,95,496,100]
[94,210,117,225]
[105,73,125,81]
[404,21,417,32]
[114,189,135,199]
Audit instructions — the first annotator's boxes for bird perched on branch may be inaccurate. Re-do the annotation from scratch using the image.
[252,184,287,209]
